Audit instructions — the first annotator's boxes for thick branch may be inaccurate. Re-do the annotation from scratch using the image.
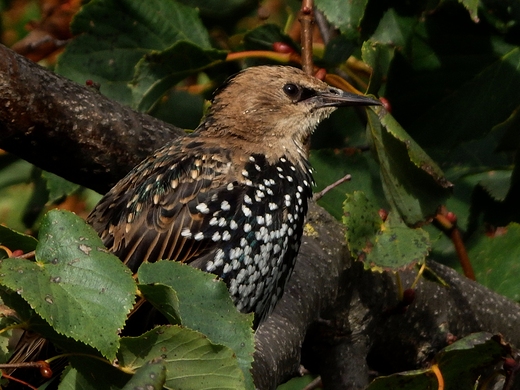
[2,44,520,389]
[0,44,184,193]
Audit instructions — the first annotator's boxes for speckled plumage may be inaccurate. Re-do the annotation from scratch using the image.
[87,66,379,325]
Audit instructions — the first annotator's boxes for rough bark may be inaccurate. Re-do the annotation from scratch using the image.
[0,44,184,193]
[2,44,520,389]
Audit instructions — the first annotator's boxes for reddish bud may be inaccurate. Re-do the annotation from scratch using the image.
[378,209,388,222]
[445,212,457,224]
[379,97,392,113]
[402,289,416,306]
[446,333,457,344]
[314,68,327,81]
[503,358,519,372]
[11,249,24,257]
[272,42,295,54]
[38,361,53,379]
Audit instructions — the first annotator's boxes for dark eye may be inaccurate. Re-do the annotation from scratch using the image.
[283,83,300,98]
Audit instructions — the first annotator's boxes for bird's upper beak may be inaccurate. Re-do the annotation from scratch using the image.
[315,88,381,108]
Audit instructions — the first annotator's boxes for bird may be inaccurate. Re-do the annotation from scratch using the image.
[87,65,380,326]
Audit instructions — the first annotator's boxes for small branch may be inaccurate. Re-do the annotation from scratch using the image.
[0,372,38,390]
[299,0,315,75]
[14,250,36,260]
[313,174,351,201]
[0,44,184,193]
[451,227,475,280]
[435,211,475,281]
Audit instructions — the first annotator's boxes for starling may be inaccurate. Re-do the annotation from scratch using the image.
[87,66,379,325]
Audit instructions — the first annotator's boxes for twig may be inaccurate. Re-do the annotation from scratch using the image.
[14,250,36,259]
[313,174,351,201]
[435,212,475,281]
[0,372,38,390]
[299,0,315,75]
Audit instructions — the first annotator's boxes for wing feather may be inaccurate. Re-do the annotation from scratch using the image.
[87,143,242,272]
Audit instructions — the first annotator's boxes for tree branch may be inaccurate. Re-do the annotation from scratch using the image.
[2,44,520,389]
[298,0,315,75]
[0,44,184,193]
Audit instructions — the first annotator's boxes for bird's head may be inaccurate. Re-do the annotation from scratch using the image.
[203,66,380,162]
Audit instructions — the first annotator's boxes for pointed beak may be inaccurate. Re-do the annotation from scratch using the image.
[316,88,381,108]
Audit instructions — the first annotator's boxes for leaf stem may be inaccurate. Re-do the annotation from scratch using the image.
[0,372,38,390]
[226,51,292,63]
[46,352,134,374]
[395,272,403,300]
[434,212,475,281]
[0,322,24,336]
[410,262,426,290]
[430,364,445,390]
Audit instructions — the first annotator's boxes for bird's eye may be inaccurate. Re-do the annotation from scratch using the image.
[283,83,300,98]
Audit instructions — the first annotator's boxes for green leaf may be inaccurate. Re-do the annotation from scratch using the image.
[0,316,13,364]
[138,261,255,390]
[413,42,520,148]
[243,23,298,52]
[370,8,417,48]
[118,325,245,390]
[343,192,430,270]
[459,0,479,23]
[0,187,33,234]
[149,88,204,130]
[121,359,166,390]
[367,333,508,390]
[59,356,131,390]
[475,169,512,202]
[361,39,395,95]
[322,35,355,66]
[0,157,33,190]
[176,0,252,19]
[367,212,430,270]
[366,106,452,225]
[0,224,38,259]
[315,0,369,39]
[383,8,520,151]
[56,0,215,108]
[41,171,80,204]
[366,367,432,390]
[131,41,226,112]
[277,374,319,390]
[495,107,520,153]
[435,333,508,388]
[309,149,387,220]
[343,191,381,258]
[467,223,520,301]
[0,210,136,360]
[138,283,182,325]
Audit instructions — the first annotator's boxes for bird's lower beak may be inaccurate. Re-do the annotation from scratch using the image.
[317,88,381,108]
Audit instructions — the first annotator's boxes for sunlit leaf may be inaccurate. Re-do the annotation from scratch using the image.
[118,325,245,389]
[343,191,430,270]
[138,261,255,389]
[0,210,136,360]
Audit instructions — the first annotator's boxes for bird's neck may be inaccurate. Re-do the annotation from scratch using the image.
[196,117,311,169]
